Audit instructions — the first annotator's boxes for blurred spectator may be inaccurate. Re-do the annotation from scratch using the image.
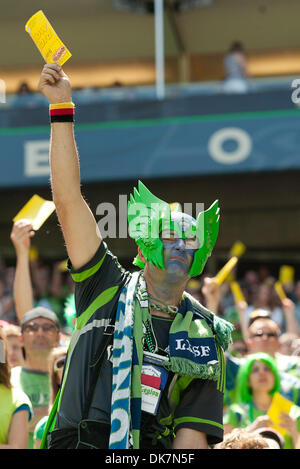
[33,345,68,449]
[279,333,300,356]
[223,41,249,94]
[245,282,284,330]
[227,339,248,358]
[31,260,70,325]
[294,280,300,325]
[244,308,300,376]
[0,328,32,448]
[0,277,14,323]
[17,82,32,95]
[223,353,300,449]
[110,80,123,87]
[10,307,60,448]
[12,81,46,108]
[200,278,300,408]
[227,316,300,406]
[10,220,71,327]
[2,323,24,368]
[214,428,268,449]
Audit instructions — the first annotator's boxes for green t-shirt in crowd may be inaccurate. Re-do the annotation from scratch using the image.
[0,383,33,445]
[11,367,50,448]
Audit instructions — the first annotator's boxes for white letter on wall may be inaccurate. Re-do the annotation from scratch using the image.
[24,141,50,177]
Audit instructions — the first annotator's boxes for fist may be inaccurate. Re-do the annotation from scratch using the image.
[282,298,295,316]
[10,220,35,253]
[248,415,274,432]
[202,276,220,300]
[38,63,72,104]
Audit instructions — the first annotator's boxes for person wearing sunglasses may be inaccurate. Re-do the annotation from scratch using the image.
[10,307,60,448]
[226,316,300,408]
[247,318,281,357]
[34,345,67,449]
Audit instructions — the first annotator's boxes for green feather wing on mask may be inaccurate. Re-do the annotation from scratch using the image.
[189,200,220,277]
[128,180,171,245]
[128,180,170,268]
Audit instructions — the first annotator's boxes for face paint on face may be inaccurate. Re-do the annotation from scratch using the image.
[162,237,194,276]
[160,212,199,277]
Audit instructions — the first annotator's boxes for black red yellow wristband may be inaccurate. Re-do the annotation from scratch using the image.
[49,102,75,123]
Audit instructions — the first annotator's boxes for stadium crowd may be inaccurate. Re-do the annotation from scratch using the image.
[0,219,300,449]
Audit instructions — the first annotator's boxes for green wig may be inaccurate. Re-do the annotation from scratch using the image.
[236,353,281,404]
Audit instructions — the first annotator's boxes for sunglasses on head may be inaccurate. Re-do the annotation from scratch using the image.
[54,356,66,372]
[251,330,278,339]
[22,322,58,333]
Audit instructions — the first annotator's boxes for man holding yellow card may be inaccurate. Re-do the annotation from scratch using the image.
[37,63,234,450]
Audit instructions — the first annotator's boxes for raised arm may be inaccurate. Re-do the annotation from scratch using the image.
[10,220,34,322]
[201,276,221,314]
[281,298,300,336]
[38,64,101,270]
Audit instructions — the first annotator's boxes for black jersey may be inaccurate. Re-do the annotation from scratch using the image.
[54,242,225,446]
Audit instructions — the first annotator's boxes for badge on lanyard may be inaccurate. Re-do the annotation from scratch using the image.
[141,352,169,415]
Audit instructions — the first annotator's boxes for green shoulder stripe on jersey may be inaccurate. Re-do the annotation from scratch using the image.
[75,285,119,330]
[71,251,107,282]
[40,389,61,448]
[217,344,225,393]
[174,416,223,431]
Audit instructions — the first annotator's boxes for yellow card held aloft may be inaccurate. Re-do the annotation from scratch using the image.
[279,265,294,284]
[59,259,68,272]
[230,281,245,303]
[13,195,55,231]
[29,245,39,261]
[25,10,71,66]
[230,241,246,258]
[274,281,287,301]
[267,392,293,436]
[215,256,238,285]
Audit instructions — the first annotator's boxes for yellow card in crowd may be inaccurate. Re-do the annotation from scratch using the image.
[274,281,287,301]
[267,392,293,436]
[230,281,245,303]
[25,10,71,66]
[229,241,246,258]
[13,194,55,231]
[59,259,69,272]
[29,245,39,261]
[215,256,238,285]
[279,265,294,284]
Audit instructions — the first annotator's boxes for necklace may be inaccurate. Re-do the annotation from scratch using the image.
[144,318,157,353]
[148,294,179,316]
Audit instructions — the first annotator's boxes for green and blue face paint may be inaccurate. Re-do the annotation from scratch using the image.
[128,180,220,277]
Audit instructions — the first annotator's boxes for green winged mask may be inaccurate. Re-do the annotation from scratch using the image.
[128,181,220,277]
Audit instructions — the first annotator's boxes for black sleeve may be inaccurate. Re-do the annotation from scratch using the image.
[68,241,129,320]
[173,377,224,445]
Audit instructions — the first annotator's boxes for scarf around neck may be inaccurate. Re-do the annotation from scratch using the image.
[109,272,233,449]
